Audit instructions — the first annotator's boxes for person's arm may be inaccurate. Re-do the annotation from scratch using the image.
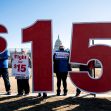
[28,56,31,68]
[0,50,9,59]
[53,53,55,62]
[68,53,72,71]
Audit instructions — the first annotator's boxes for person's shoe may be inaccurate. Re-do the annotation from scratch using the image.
[43,93,47,98]
[6,91,11,95]
[38,93,41,97]
[56,92,60,96]
[57,90,61,96]
[63,90,67,96]
[63,92,67,96]
[90,93,96,97]
[17,93,23,96]
[24,93,29,96]
[75,92,80,97]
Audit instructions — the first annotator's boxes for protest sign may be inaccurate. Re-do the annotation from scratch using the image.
[12,54,30,77]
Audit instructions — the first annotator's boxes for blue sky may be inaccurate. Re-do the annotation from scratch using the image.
[1,0,111,50]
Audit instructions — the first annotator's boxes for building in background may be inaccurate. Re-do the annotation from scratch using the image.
[8,39,101,68]
[54,35,62,51]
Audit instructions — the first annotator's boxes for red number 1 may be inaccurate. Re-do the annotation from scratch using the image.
[22,21,53,91]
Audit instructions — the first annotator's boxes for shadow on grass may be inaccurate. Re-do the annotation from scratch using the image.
[0,95,111,111]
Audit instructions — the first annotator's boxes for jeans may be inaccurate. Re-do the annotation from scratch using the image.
[56,72,68,93]
[17,79,30,94]
[0,68,10,92]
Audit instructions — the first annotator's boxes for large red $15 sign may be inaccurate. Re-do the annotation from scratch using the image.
[0,21,111,93]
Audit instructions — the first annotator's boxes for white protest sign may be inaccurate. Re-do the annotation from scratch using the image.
[12,54,30,77]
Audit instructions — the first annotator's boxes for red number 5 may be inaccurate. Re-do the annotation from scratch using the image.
[70,23,111,93]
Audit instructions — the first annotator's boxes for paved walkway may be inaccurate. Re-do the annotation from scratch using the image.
[1,68,111,98]
[1,76,111,98]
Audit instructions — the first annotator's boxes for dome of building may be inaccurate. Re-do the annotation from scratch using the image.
[54,35,62,51]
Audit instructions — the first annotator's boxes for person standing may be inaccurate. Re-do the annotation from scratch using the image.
[53,45,71,96]
[0,49,11,95]
[12,49,31,96]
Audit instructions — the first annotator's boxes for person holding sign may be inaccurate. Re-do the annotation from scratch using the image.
[0,49,11,95]
[53,45,71,96]
[12,49,31,96]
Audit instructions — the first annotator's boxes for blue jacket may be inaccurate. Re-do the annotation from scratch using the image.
[53,49,71,73]
[0,49,10,68]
